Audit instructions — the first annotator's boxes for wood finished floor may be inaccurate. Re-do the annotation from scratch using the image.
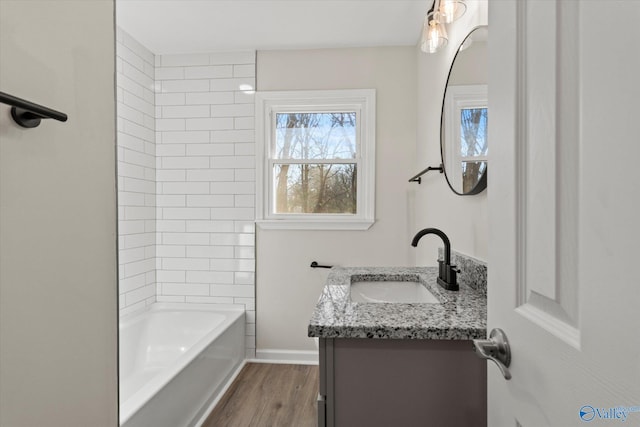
[202,363,319,427]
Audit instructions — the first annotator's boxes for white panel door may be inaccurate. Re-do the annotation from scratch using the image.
[488,1,640,425]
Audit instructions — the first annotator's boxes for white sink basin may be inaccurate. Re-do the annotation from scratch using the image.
[350,280,440,304]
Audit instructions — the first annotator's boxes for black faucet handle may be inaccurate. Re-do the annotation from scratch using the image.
[436,262,460,291]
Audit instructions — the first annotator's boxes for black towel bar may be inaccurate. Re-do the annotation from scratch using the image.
[310,261,333,269]
[0,91,68,128]
[408,164,444,184]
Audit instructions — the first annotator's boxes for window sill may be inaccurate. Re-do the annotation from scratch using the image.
[256,219,374,231]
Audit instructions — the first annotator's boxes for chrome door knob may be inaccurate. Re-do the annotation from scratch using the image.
[473,328,512,380]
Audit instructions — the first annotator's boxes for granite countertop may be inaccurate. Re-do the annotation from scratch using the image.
[308,266,486,340]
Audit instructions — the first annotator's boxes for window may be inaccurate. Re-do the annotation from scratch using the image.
[443,85,488,193]
[459,107,487,192]
[256,90,375,230]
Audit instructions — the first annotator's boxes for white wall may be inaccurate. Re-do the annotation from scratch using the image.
[117,29,157,316]
[414,0,489,264]
[154,51,257,358]
[256,47,417,355]
[0,1,118,425]
[449,40,488,85]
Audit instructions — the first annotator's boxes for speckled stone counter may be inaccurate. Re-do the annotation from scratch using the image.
[308,266,486,340]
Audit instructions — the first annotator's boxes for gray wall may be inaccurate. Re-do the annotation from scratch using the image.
[414,1,488,263]
[0,1,118,425]
[256,47,417,355]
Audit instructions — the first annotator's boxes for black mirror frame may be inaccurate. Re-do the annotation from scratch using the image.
[439,25,488,196]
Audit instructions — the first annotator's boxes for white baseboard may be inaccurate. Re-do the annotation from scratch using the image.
[252,349,319,365]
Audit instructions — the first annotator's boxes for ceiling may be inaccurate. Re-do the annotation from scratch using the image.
[116,0,432,54]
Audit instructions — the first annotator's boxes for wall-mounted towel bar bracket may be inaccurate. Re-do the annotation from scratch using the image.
[0,91,68,128]
[409,164,443,184]
[310,261,333,269]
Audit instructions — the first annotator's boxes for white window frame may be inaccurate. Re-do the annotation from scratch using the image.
[255,89,376,230]
[443,84,488,191]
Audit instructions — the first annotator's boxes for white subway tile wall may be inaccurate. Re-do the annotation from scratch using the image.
[117,29,157,317]
[116,29,257,357]
[156,50,256,358]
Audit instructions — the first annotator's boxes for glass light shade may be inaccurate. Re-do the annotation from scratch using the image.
[421,12,448,54]
[439,0,466,24]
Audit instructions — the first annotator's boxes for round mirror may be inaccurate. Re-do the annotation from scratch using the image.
[441,26,488,195]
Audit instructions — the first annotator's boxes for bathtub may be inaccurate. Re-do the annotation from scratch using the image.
[119,303,245,427]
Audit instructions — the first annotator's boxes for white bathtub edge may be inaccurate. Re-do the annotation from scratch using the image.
[119,302,245,324]
[192,359,248,427]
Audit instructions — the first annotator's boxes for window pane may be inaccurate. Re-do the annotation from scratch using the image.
[275,112,356,160]
[460,108,488,157]
[461,161,487,193]
[273,163,357,214]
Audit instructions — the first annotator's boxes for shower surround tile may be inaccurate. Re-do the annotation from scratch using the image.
[117,30,157,316]
[155,50,257,358]
[117,28,257,357]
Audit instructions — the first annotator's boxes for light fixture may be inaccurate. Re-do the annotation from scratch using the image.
[420,0,466,54]
[420,11,448,54]
[438,0,466,24]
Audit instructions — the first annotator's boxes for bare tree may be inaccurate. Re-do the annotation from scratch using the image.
[460,108,487,192]
[275,112,357,214]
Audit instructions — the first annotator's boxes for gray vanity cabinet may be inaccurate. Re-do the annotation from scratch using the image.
[310,267,488,427]
[318,337,487,427]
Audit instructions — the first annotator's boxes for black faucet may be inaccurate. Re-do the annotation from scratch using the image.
[411,228,459,291]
